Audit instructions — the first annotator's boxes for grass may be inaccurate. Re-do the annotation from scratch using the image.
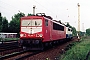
[59,36,90,60]
[0,38,19,41]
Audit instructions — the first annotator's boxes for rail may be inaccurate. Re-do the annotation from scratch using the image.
[15,51,41,60]
[0,49,41,60]
[0,49,30,60]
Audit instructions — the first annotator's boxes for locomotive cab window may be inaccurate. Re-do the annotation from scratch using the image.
[21,19,42,26]
[45,19,48,26]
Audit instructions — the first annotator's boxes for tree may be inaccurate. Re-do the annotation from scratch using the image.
[27,13,34,16]
[86,28,90,36]
[79,31,85,36]
[2,17,8,32]
[0,13,2,32]
[72,27,77,36]
[9,12,25,33]
[65,22,72,28]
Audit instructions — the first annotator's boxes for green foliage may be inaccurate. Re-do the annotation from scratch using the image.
[9,12,25,33]
[66,22,72,28]
[27,13,34,16]
[86,28,90,36]
[60,38,90,60]
[3,38,19,41]
[87,55,90,60]
[72,27,77,36]
[0,38,19,42]
[0,13,9,32]
[78,31,85,37]
[0,13,2,32]
[2,17,8,32]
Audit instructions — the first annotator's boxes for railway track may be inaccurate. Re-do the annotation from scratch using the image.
[0,49,41,60]
[0,40,18,52]
[0,37,77,60]
[0,47,22,56]
[15,51,41,60]
[24,37,78,60]
[0,40,22,56]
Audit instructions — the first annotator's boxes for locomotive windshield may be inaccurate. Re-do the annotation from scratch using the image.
[21,19,42,26]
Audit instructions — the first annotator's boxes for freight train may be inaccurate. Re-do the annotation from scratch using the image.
[18,13,72,50]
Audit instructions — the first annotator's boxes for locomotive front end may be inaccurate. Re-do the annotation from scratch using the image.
[20,18,43,38]
[19,16,43,48]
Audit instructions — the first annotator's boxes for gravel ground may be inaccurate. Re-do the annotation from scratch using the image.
[25,37,77,60]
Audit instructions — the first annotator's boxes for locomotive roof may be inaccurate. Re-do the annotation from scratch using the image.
[21,16,65,27]
[21,15,52,19]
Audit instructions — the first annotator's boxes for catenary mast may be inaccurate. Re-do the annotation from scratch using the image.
[77,3,80,40]
[78,3,80,32]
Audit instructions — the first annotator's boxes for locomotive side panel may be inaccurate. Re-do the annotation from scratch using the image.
[51,22,66,40]
[43,19,66,42]
[42,18,51,42]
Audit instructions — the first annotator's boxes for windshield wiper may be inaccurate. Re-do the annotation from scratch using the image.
[35,21,37,25]
[27,22,30,26]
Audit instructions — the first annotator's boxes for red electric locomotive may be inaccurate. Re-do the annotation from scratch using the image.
[19,13,66,50]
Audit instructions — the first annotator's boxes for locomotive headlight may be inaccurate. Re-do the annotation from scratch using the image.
[39,34,42,37]
[20,34,24,37]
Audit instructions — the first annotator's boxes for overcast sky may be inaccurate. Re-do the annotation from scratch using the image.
[0,0,90,31]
